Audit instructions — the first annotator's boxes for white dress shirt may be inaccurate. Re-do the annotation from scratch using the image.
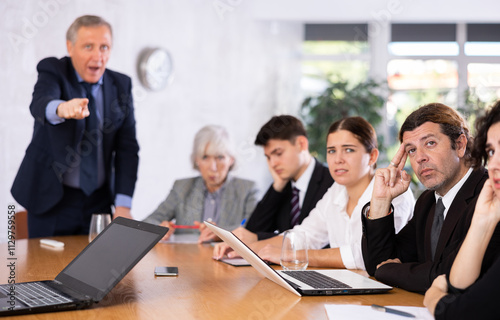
[435,167,473,220]
[290,178,415,270]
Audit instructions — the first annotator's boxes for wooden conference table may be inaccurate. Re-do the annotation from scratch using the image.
[1,236,424,319]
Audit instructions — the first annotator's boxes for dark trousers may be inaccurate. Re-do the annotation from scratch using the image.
[28,186,112,238]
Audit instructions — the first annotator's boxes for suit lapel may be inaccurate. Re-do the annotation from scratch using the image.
[65,58,86,147]
[424,201,437,260]
[433,169,485,259]
[218,178,233,223]
[301,160,323,216]
[102,71,116,164]
[278,182,293,228]
[185,178,205,222]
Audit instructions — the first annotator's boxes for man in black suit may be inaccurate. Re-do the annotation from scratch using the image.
[215,115,333,249]
[361,103,499,293]
[11,15,139,237]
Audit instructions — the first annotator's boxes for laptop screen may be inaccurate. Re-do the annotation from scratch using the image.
[55,218,166,301]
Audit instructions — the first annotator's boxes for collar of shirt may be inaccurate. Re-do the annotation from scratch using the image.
[75,71,104,94]
[75,71,104,125]
[435,167,473,219]
[291,158,316,208]
[202,176,229,224]
[203,175,230,196]
[332,177,374,217]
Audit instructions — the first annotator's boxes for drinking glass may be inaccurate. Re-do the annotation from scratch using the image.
[280,230,308,271]
[88,213,112,242]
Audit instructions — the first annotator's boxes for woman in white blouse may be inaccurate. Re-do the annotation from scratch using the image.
[214,116,415,270]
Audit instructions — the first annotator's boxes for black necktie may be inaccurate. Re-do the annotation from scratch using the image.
[290,187,301,226]
[80,83,99,196]
[431,198,445,260]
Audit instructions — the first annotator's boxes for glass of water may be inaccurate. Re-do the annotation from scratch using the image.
[280,229,308,271]
[88,213,111,242]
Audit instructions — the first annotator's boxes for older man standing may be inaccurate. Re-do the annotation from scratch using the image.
[11,15,139,237]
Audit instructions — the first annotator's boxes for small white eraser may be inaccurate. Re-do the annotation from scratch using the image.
[40,239,65,248]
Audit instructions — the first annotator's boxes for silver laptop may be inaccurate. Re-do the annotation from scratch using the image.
[205,222,392,296]
[0,217,167,316]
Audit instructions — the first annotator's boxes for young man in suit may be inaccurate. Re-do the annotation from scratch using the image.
[11,15,139,237]
[229,115,334,243]
[361,103,499,293]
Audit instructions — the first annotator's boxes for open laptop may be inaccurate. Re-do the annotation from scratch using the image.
[205,222,392,297]
[0,217,167,316]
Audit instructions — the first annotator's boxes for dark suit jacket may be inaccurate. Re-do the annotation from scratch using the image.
[246,159,334,240]
[361,168,494,293]
[11,57,139,217]
[144,176,258,231]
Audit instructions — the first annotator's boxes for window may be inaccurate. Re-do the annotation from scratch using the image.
[385,24,460,150]
[466,63,500,123]
[463,24,500,127]
[387,59,458,127]
[301,24,370,95]
[387,23,500,139]
[465,43,500,56]
[301,24,372,160]
[389,24,459,56]
[466,23,500,56]
[300,22,500,162]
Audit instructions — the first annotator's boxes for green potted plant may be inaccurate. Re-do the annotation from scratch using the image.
[301,77,386,162]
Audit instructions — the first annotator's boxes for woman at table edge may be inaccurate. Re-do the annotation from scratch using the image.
[143,125,258,243]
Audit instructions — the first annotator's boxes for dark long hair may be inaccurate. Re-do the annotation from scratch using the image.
[328,116,377,169]
[471,100,500,168]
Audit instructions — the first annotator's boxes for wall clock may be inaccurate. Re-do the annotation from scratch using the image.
[137,47,173,91]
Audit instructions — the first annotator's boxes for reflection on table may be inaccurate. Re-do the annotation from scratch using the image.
[0,236,424,319]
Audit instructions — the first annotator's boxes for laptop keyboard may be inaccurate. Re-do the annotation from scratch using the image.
[0,282,72,307]
[282,270,352,289]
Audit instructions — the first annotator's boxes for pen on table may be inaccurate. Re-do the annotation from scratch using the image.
[371,304,415,318]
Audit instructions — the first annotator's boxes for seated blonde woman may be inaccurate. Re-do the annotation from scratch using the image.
[144,125,258,242]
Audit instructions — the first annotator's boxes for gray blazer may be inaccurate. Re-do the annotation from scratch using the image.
[144,176,258,232]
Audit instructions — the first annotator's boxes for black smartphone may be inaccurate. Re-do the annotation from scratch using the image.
[154,266,179,276]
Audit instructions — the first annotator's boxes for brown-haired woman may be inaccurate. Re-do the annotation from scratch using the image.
[215,116,415,269]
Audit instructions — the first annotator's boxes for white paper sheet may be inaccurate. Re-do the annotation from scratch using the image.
[220,258,251,266]
[325,304,434,320]
[159,233,199,244]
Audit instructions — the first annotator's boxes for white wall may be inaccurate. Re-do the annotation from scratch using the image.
[0,0,303,242]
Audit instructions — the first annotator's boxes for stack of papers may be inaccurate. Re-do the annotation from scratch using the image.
[325,304,433,320]
[220,258,251,266]
[159,233,199,244]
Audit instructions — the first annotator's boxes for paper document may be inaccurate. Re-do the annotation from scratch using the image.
[220,258,251,266]
[325,304,433,320]
[159,233,199,244]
